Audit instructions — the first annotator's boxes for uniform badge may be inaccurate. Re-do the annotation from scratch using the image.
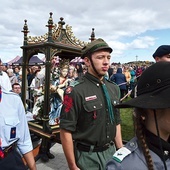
[113,147,131,163]
[93,111,97,119]
[10,127,16,139]
[63,95,73,113]
[85,95,97,101]
[65,87,73,94]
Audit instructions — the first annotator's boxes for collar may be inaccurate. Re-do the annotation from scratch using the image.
[145,129,170,161]
[85,72,105,86]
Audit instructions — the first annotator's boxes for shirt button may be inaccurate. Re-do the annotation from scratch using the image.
[107,136,109,138]
[93,106,96,109]
[106,109,108,111]
[130,142,135,148]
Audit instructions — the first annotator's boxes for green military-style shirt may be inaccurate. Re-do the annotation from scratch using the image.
[60,72,121,147]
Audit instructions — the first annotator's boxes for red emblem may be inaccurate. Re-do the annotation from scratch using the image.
[63,95,73,113]
[93,111,97,119]
[65,87,73,94]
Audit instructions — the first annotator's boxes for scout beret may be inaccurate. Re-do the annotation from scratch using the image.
[81,38,113,58]
[152,45,170,58]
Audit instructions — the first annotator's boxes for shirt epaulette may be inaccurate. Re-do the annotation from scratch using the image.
[70,79,84,87]
[113,147,131,163]
[113,137,138,163]
[106,78,117,86]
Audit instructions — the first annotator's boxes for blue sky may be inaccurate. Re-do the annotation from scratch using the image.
[0,0,170,64]
[112,28,170,63]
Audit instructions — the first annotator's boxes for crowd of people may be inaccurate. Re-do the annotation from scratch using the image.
[0,41,170,169]
[1,53,151,114]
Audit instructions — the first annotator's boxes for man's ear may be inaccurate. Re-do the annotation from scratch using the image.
[155,57,160,62]
[84,57,91,67]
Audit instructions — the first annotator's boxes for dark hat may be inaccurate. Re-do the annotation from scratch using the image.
[115,62,170,109]
[153,45,170,58]
[81,38,112,58]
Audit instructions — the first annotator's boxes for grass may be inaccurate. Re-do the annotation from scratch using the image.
[119,98,135,142]
[120,108,134,141]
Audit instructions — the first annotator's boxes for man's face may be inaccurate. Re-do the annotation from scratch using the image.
[84,50,111,79]
[12,85,21,94]
[155,54,170,62]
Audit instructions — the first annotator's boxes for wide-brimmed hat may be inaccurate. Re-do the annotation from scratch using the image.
[81,38,112,58]
[115,62,170,109]
[153,45,170,58]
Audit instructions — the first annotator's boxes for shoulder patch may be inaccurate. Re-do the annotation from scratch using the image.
[69,79,84,87]
[113,147,131,163]
[69,80,80,87]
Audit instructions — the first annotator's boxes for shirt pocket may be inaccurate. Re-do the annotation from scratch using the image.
[4,117,20,142]
[83,100,103,125]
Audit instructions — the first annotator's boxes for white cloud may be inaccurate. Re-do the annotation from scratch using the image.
[0,0,170,63]
[128,36,156,49]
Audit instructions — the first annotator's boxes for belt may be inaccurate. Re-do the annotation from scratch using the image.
[76,141,114,152]
[0,141,17,159]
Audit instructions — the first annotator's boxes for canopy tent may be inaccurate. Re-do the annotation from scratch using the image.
[7,56,21,65]
[70,57,84,64]
[12,56,44,65]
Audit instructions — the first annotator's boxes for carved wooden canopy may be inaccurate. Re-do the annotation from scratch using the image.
[21,12,96,60]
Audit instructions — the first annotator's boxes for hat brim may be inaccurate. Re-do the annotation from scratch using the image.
[93,46,113,53]
[81,46,112,58]
[115,88,170,109]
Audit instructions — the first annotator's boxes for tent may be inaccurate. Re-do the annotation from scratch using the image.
[70,57,84,64]
[7,56,21,65]
[12,56,44,65]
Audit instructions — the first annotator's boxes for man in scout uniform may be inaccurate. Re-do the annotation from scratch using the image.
[60,38,123,170]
